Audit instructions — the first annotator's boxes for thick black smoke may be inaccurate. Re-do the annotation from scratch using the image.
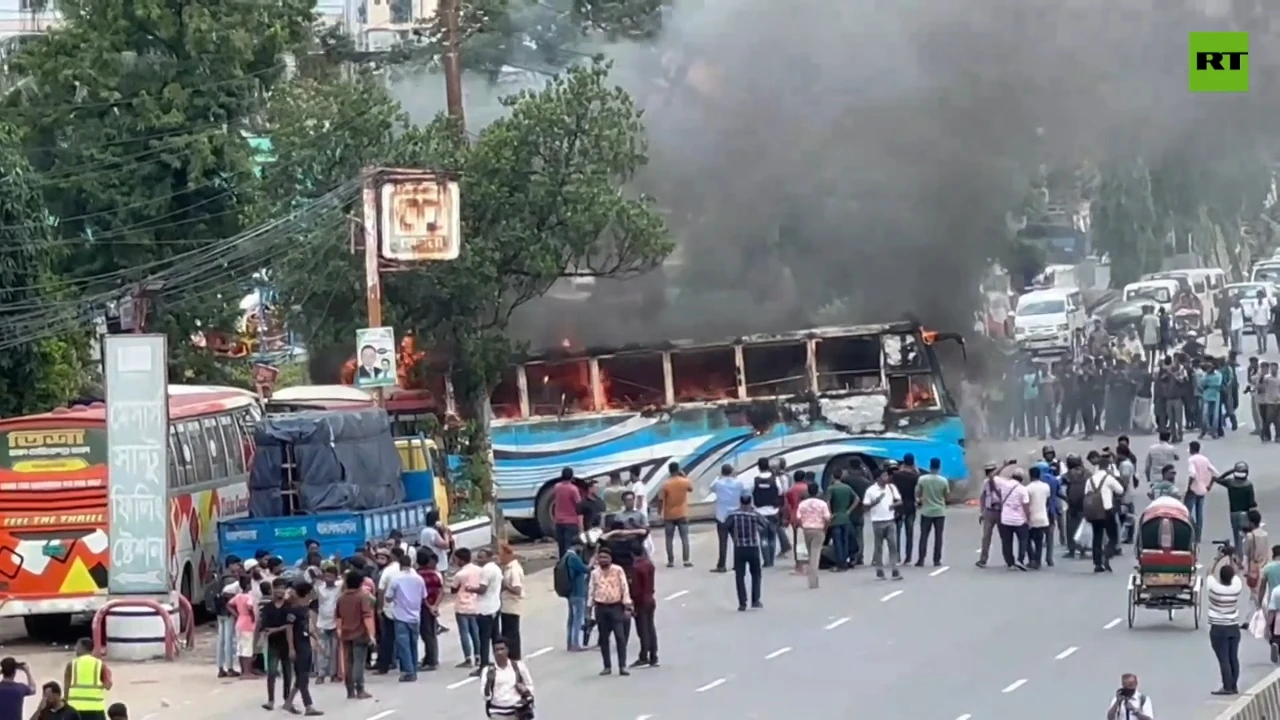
[394,0,1259,351]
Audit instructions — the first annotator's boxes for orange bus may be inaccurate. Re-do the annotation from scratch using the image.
[0,386,261,639]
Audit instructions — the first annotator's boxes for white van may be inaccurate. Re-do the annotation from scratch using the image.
[1013,287,1085,355]
[1122,279,1178,314]
[1251,262,1280,285]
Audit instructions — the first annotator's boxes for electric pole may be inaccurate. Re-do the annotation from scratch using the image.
[440,0,466,134]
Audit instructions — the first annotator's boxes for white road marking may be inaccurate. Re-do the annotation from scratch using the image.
[1002,678,1028,693]
[636,716,653,720]
[955,715,973,720]
[880,590,904,602]
[765,647,792,659]
[974,549,981,554]
[526,646,553,659]
[447,677,479,690]
[695,678,727,693]
[366,712,397,720]
[1104,617,1123,630]
[665,590,690,601]
[1055,646,1078,660]
[824,617,851,630]
[930,566,951,577]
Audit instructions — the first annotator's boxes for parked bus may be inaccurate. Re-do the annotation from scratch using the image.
[0,386,260,639]
[382,321,968,539]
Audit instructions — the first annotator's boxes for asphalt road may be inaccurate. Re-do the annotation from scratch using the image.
[178,337,1280,720]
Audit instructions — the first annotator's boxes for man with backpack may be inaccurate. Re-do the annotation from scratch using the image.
[482,637,534,719]
[1061,454,1090,559]
[553,541,590,652]
[1084,453,1126,572]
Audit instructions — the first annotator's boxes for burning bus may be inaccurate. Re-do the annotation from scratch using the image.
[378,320,968,539]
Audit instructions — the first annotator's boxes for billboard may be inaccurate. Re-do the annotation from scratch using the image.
[103,334,170,595]
[354,326,398,389]
[379,174,461,262]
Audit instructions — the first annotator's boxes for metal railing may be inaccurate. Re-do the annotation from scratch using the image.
[1216,669,1280,720]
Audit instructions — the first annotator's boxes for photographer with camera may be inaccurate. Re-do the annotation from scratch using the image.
[1207,555,1245,696]
[0,655,36,720]
[1106,673,1153,720]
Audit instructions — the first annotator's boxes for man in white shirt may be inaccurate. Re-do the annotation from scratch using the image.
[1085,458,1126,573]
[1024,467,1052,569]
[1253,291,1275,353]
[1106,673,1154,720]
[374,547,403,673]
[465,548,505,676]
[862,470,902,581]
[1229,301,1246,354]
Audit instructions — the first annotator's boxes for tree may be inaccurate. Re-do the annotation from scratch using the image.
[0,121,92,415]
[405,0,665,78]
[270,59,671,515]
[6,0,315,381]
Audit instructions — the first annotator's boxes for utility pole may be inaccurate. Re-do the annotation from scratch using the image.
[440,0,466,133]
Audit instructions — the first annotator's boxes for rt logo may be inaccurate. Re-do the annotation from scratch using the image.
[1189,32,1249,93]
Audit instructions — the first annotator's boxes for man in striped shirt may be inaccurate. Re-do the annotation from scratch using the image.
[1207,562,1244,696]
[725,496,768,611]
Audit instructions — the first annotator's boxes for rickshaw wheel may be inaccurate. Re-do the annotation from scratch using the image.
[1127,587,1136,628]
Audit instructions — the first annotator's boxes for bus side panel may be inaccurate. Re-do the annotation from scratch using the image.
[170,479,250,604]
[488,408,968,516]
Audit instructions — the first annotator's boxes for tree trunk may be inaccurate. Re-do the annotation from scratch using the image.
[468,389,504,546]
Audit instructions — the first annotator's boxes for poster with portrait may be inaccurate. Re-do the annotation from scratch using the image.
[354,327,398,389]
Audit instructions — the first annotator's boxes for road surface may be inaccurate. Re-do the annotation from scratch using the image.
[175,416,1272,720]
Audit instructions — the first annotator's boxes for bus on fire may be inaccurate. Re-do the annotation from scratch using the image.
[387,321,969,540]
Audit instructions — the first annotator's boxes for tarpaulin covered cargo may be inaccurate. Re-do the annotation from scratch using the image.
[248,408,405,516]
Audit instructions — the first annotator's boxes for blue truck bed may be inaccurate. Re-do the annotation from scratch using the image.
[218,499,437,567]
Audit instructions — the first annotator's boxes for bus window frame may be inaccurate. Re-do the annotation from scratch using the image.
[201,416,229,479]
[217,413,245,476]
[740,339,814,399]
[182,420,212,486]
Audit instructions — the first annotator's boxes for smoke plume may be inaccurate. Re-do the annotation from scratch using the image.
[392,0,1254,351]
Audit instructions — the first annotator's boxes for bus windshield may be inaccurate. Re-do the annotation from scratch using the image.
[1253,266,1280,284]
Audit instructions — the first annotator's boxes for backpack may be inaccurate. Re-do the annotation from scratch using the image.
[1083,474,1108,522]
[552,556,571,598]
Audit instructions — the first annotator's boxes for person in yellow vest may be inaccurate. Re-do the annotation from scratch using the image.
[62,639,110,720]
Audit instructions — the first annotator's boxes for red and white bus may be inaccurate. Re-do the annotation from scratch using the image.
[0,386,259,638]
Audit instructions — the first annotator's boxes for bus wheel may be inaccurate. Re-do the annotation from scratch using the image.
[534,485,557,539]
[510,519,543,541]
[23,613,71,642]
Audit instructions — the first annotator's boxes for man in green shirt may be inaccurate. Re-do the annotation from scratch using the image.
[914,457,950,567]
[600,471,628,523]
[825,473,857,570]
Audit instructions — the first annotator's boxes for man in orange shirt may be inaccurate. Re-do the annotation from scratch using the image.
[656,462,694,568]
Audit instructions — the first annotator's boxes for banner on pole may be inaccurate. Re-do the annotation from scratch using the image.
[104,334,170,594]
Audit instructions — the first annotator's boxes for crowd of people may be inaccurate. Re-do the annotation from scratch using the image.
[978,309,1280,445]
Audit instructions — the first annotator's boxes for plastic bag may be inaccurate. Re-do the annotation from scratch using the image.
[795,537,810,562]
[1250,609,1268,640]
[1074,521,1093,548]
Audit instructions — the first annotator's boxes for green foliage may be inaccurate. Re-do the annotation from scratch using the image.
[6,0,316,381]
[408,0,665,78]
[1092,157,1160,288]
[0,121,92,416]
[273,58,671,398]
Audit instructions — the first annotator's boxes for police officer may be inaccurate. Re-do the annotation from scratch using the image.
[64,638,110,720]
